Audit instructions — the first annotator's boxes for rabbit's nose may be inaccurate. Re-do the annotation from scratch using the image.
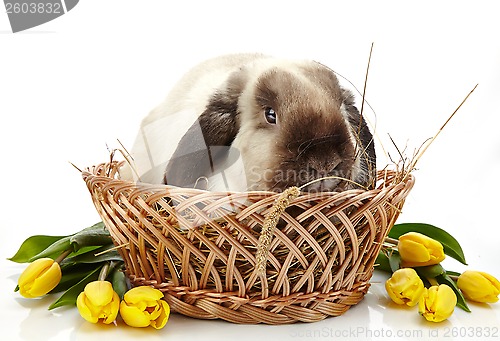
[307,157,341,177]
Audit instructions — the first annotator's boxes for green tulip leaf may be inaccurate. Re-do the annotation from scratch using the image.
[436,273,471,312]
[375,251,392,273]
[375,250,401,273]
[28,236,72,261]
[10,222,111,264]
[389,223,467,265]
[8,235,69,263]
[61,244,122,265]
[67,245,102,258]
[414,264,446,279]
[110,265,128,300]
[52,263,101,293]
[388,252,401,273]
[48,265,102,310]
[445,270,461,277]
[69,222,112,251]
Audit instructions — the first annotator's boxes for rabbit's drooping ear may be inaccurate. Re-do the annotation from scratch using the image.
[163,73,245,187]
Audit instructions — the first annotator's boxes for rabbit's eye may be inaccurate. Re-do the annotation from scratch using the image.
[264,107,277,124]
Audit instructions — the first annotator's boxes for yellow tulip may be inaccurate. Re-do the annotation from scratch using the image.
[120,286,170,329]
[385,268,425,306]
[457,270,500,303]
[18,258,62,298]
[419,284,457,322]
[398,232,445,267]
[77,281,120,324]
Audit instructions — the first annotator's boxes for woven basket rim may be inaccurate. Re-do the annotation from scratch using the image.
[82,160,414,199]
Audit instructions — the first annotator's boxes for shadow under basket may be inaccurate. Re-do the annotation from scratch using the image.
[83,161,415,324]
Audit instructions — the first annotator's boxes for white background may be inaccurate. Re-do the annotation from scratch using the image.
[1,1,499,340]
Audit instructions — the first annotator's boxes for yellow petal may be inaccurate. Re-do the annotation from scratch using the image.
[18,259,54,285]
[151,301,170,330]
[385,286,405,304]
[418,288,428,315]
[385,268,425,306]
[398,232,445,266]
[434,285,456,316]
[102,292,120,324]
[77,281,119,324]
[123,286,164,304]
[426,286,439,311]
[77,292,99,323]
[147,303,162,321]
[18,259,61,298]
[419,285,456,323]
[29,263,62,297]
[120,301,151,328]
[399,239,431,262]
[480,272,500,291]
[458,271,500,303]
[84,281,114,307]
[401,259,442,268]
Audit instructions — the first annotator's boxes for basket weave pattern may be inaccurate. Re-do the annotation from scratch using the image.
[83,161,414,324]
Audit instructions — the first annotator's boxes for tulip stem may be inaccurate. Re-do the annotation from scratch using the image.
[448,274,459,282]
[98,262,111,281]
[55,249,73,264]
[384,237,399,246]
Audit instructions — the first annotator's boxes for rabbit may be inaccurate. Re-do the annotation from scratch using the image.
[125,53,376,193]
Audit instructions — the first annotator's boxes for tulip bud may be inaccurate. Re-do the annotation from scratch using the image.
[18,258,62,298]
[457,270,500,303]
[120,286,170,329]
[419,284,457,322]
[77,281,120,324]
[398,232,445,267]
[385,268,425,306]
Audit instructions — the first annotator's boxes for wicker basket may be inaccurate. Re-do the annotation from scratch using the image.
[82,161,414,324]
